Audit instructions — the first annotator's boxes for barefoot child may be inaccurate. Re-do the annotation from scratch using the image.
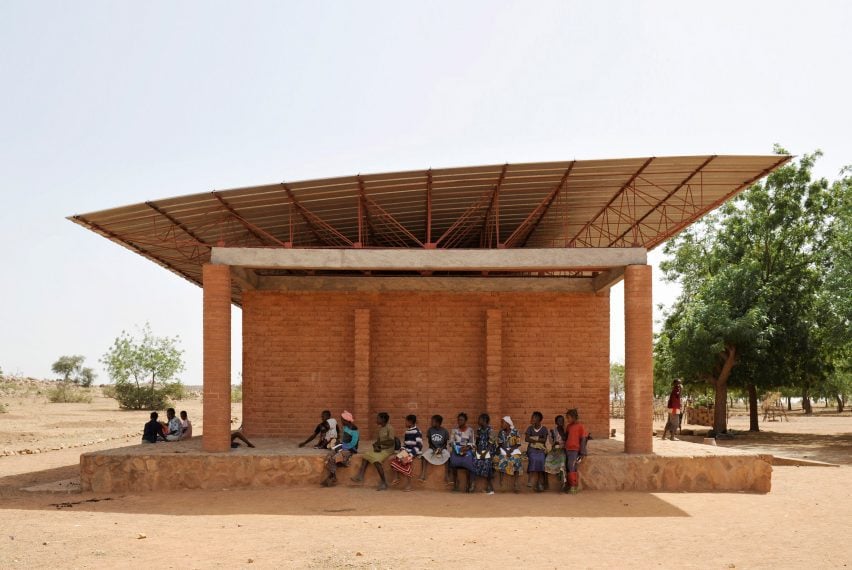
[351,412,395,491]
[420,414,450,482]
[564,409,589,494]
[390,414,423,491]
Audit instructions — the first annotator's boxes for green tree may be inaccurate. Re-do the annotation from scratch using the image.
[101,323,185,409]
[609,362,625,401]
[51,355,96,387]
[657,148,843,434]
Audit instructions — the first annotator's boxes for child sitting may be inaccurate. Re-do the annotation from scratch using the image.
[390,414,423,491]
[298,410,338,449]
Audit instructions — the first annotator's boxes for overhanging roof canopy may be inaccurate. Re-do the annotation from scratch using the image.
[69,154,790,302]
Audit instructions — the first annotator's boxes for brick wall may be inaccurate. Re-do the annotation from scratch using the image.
[242,290,610,440]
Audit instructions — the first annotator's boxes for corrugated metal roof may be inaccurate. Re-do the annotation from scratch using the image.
[69,154,790,303]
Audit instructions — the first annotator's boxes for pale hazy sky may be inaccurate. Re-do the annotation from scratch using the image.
[1,1,850,384]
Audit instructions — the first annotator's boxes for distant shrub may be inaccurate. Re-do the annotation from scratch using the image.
[47,382,93,403]
[231,385,243,403]
[163,382,191,401]
[0,402,8,414]
[113,383,171,410]
[101,384,118,399]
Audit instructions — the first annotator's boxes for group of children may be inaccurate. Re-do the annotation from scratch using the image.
[315,408,589,494]
[142,408,192,443]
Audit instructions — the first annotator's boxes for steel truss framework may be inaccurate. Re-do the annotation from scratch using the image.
[69,155,790,303]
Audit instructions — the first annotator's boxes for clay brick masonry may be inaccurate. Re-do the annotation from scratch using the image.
[241,289,610,439]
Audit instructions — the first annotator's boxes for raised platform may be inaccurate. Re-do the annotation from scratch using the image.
[80,436,772,494]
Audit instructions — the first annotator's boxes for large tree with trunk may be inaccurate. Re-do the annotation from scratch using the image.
[655,149,846,434]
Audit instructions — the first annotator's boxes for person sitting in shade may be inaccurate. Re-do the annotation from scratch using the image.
[351,412,395,491]
[321,411,359,487]
[231,424,255,448]
[164,408,183,441]
[298,410,338,449]
[390,414,423,491]
[448,412,476,493]
[180,410,192,439]
[472,413,497,495]
[142,411,167,444]
[493,416,523,493]
[419,414,450,482]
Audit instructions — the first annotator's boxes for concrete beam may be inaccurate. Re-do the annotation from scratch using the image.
[211,247,647,272]
[257,275,595,293]
[593,267,626,294]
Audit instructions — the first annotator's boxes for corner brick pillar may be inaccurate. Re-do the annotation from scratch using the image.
[624,264,653,454]
[354,309,371,438]
[202,263,232,452]
[486,309,503,419]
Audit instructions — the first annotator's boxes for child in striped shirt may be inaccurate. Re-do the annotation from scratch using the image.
[390,414,423,491]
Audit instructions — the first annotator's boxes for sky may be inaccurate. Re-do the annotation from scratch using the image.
[1,1,850,384]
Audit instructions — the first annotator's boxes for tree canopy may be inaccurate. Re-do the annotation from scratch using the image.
[655,148,851,433]
[51,355,96,387]
[101,323,185,409]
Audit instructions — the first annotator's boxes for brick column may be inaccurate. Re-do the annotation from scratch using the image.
[486,309,503,419]
[624,264,653,454]
[202,263,232,452]
[354,309,370,438]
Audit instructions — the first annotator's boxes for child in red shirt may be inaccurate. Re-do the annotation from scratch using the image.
[563,408,589,494]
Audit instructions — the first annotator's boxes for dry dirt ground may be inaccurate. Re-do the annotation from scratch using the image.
[1,384,851,569]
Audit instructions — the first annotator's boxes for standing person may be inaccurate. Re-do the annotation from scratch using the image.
[524,411,548,492]
[493,416,523,493]
[662,379,682,441]
[321,411,359,487]
[351,412,395,491]
[164,408,182,441]
[448,412,476,492]
[179,410,192,439]
[564,409,589,495]
[420,414,450,482]
[142,411,167,443]
[544,415,567,490]
[472,413,497,495]
[390,414,423,491]
[299,410,338,449]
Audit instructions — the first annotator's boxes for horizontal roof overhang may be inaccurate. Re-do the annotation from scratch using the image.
[69,154,791,305]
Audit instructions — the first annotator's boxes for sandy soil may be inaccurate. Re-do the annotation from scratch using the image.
[1,385,851,568]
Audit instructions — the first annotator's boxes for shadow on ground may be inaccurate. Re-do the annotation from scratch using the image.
[1,483,692,518]
[713,431,852,465]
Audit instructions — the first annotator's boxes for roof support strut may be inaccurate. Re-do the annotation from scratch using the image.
[213,192,289,247]
[503,162,575,248]
[568,157,655,247]
[608,155,716,247]
[281,183,353,247]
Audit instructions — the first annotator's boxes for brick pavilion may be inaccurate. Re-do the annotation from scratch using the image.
[70,155,789,458]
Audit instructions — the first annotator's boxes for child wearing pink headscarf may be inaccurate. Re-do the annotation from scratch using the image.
[320,411,359,487]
